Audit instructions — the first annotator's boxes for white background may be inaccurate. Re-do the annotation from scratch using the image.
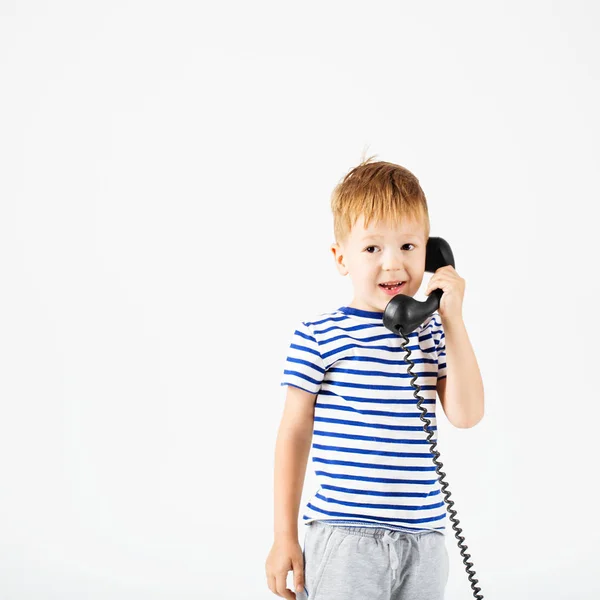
[1,1,599,599]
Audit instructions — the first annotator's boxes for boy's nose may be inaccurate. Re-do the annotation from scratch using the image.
[381,251,406,271]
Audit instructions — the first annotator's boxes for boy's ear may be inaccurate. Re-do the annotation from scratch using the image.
[330,243,349,276]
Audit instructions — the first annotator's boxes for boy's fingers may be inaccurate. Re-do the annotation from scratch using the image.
[293,557,304,593]
[275,572,295,600]
[266,574,282,597]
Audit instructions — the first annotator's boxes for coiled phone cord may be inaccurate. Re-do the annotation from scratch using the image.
[398,327,484,600]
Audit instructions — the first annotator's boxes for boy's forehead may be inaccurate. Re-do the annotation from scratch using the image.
[352,214,426,239]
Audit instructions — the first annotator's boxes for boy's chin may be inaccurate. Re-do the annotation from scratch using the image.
[374,289,415,310]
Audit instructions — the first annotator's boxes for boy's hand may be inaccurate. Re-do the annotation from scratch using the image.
[424,264,465,322]
[265,537,305,599]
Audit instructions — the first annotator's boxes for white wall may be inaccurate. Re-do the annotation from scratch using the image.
[0,1,598,599]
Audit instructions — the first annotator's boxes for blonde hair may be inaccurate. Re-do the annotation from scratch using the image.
[331,153,431,246]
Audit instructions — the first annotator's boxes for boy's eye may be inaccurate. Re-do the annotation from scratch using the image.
[364,244,415,253]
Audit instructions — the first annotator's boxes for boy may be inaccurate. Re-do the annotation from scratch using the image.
[265,157,484,600]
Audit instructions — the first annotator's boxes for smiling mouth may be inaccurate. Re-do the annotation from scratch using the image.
[379,282,405,291]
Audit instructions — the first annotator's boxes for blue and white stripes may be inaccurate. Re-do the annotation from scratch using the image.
[281,305,448,534]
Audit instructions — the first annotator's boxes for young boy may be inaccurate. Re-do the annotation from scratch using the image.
[265,157,484,600]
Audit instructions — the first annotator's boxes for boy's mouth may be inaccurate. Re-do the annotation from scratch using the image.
[379,281,406,294]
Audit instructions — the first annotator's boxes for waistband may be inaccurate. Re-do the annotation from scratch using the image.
[310,520,442,539]
[310,520,441,581]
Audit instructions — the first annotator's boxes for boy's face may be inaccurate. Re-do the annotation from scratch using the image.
[331,213,428,313]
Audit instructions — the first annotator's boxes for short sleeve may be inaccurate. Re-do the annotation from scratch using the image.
[434,315,447,380]
[280,320,326,395]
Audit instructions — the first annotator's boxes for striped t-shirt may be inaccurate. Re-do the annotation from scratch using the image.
[280,304,448,535]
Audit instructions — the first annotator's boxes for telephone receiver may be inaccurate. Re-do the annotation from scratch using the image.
[383,236,455,336]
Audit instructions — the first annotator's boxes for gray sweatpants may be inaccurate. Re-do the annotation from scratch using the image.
[298,521,449,600]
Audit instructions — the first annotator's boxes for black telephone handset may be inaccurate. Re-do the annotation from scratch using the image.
[383,236,455,336]
[382,237,484,600]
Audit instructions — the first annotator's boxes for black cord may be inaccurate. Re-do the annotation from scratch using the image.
[397,325,484,600]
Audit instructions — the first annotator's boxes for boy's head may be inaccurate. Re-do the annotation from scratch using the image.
[330,156,431,313]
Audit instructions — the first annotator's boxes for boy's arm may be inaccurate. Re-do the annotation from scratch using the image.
[436,315,484,429]
[274,384,316,541]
